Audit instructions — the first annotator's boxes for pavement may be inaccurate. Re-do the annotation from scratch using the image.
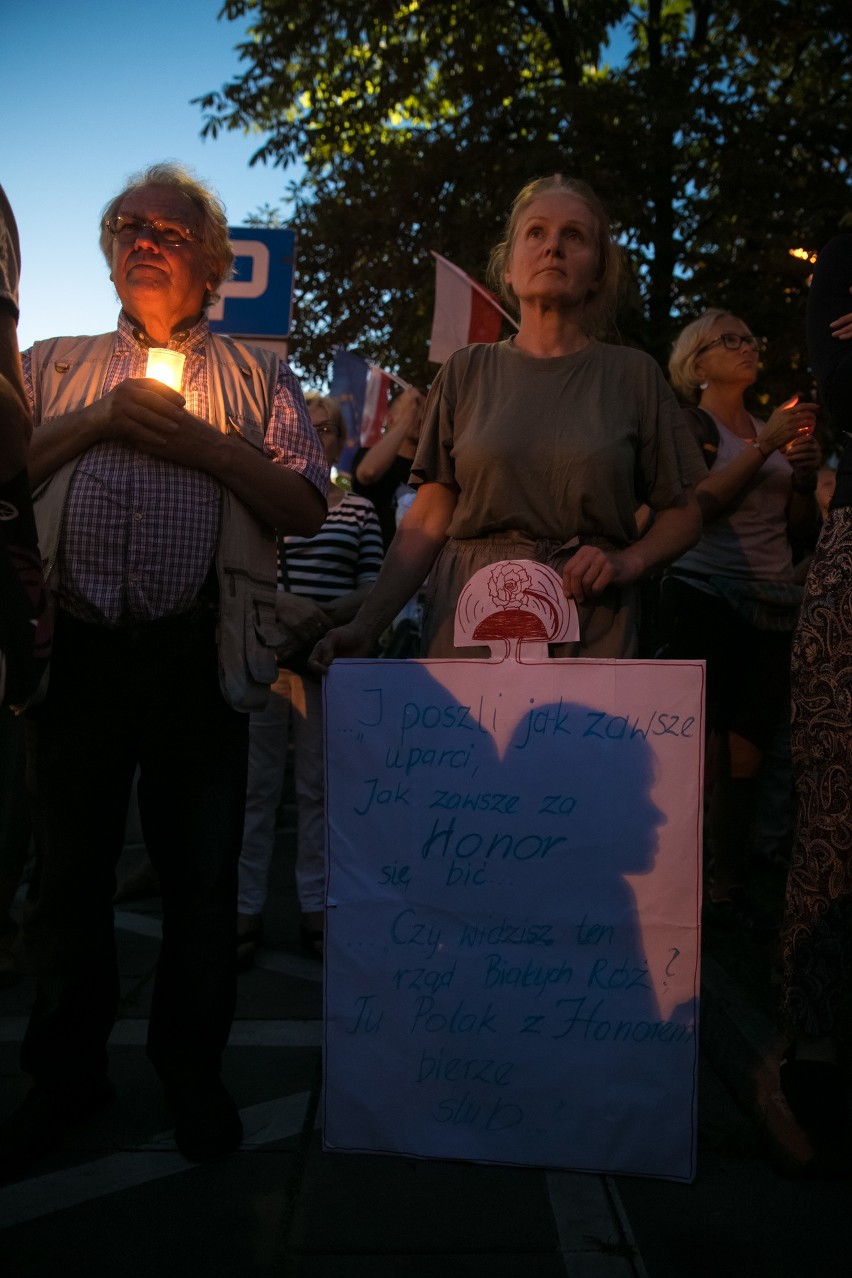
[2,804,851,1277]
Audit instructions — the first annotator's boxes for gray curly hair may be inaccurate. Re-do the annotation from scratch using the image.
[99,161,235,308]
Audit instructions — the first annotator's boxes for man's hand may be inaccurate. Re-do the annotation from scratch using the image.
[94,384,226,472]
[271,593,331,664]
[87,377,186,450]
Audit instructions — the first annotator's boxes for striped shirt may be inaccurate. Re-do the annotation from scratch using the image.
[23,312,328,624]
[280,492,383,603]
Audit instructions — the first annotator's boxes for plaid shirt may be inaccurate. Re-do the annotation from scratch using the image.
[23,312,327,624]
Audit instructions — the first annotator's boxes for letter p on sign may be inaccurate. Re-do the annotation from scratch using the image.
[208,241,270,322]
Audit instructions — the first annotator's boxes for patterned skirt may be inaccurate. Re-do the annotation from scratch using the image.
[783,508,852,1037]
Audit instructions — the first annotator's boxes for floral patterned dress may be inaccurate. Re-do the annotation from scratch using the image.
[783,508,852,1036]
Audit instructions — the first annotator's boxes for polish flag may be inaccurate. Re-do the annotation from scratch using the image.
[361,364,393,446]
[330,348,410,476]
[428,252,517,364]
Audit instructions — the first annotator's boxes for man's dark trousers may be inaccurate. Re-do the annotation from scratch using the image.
[22,607,249,1093]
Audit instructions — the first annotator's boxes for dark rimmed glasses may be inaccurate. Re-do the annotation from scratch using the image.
[104,215,200,247]
[697,332,763,356]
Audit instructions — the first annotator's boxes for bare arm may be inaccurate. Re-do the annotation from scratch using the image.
[354,387,424,485]
[310,481,457,670]
[323,582,378,627]
[563,490,701,604]
[693,401,817,522]
[163,412,327,534]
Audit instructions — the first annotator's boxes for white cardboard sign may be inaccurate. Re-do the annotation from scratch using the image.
[323,562,704,1181]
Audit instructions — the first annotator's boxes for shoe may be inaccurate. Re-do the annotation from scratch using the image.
[0,1078,115,1182]
[167,1078,243,1162]
[780,1043,849,1154]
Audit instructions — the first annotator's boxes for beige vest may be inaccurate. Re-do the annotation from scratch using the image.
[30,330,284,711]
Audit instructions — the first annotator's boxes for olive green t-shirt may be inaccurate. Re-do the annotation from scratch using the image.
[411,338,701,545]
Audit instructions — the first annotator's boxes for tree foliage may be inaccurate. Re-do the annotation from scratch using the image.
[197,1,852,423]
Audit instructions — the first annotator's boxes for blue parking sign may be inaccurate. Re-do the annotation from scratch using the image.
[208,227,296,339]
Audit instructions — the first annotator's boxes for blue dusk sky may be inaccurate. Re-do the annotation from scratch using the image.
[1,0,294,351]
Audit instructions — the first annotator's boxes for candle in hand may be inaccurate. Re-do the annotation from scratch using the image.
[145,348,186,393]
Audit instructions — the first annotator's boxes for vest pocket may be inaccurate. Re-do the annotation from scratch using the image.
[226,414,266,450]
[216,564,278,710]
[245,594,279,682]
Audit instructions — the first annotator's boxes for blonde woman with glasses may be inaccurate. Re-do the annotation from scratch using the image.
[664,310,821,923]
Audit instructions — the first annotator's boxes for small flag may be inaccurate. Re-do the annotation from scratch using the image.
[361,365,393,448]
[330,348,398,476]
[428,252,517,364]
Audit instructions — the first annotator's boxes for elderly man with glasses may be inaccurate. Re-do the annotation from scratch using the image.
[0,163,327,1176]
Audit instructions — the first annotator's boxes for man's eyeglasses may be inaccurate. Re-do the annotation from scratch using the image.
[104,215,199,247]
[697,332,762,356]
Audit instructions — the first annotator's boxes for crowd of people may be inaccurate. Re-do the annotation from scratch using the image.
[0,162,849,1180]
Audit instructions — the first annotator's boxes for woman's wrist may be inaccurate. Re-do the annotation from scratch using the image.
[751,437,771,460]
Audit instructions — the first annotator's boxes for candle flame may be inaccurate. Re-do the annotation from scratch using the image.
[788,247,817,264]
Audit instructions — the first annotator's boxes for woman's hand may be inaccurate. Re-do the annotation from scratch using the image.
[756,399,818,455]
[390,386,426,443]
[561,545,643,605]
[309,618,378,675]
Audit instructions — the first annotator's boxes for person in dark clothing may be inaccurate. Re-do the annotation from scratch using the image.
[0,163,326,1180]
[780,233,852,1158]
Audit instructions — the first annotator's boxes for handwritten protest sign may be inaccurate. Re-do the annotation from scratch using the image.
[323,562,704,1182]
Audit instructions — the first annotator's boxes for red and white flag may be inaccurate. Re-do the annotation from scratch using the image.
[330,348,412,474]
[360,364,393,447]
[428,251,517,364]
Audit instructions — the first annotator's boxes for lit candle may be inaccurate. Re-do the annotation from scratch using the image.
[780,394,815,453]
[145,348,186,393]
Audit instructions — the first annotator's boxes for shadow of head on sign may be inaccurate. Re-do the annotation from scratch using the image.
[324,578,703,1174]
[350,656,671,1023]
